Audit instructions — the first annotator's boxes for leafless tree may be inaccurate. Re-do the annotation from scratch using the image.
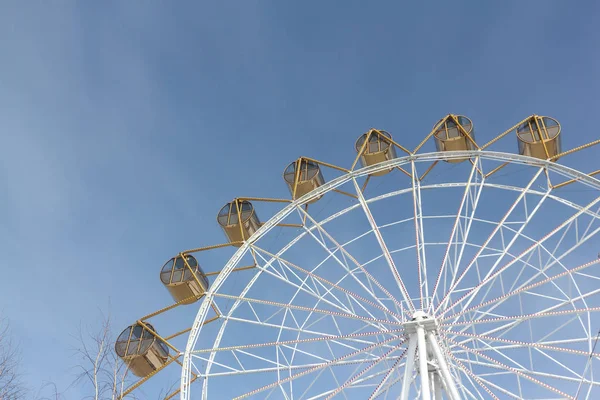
[34,306,176,400]
[35,382,62,400]
[0,317,26,400]
[69,310,176,400]
[71,311,135,400]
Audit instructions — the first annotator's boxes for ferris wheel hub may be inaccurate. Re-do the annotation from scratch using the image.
[403,311,438,335]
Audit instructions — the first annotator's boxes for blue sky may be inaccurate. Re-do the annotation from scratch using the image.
[1,0,600,397]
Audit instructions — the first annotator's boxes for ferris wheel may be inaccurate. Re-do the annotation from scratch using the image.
[115,114,600,399]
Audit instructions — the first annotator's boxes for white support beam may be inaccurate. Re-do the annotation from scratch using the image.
[417,325,432,400]
[401,333,418,400]
[428,332,461,400]
[433,372,443,400]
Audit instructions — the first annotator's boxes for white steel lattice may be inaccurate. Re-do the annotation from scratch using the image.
[180,151,600,400]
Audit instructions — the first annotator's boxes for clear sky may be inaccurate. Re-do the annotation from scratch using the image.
[1,0,600,397]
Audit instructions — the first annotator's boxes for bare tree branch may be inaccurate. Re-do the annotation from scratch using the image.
[34,382,63,400]
[0,316,26,400]
[69,310,137,400]
[34,305,174,399]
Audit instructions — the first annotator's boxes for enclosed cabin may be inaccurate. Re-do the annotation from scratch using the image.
[217,199,261,246]
[516,115,561,160]
[433,115,476,163]
[283,158,325,203]
[354,129,397,176]
[115,323,169,378]
[160,254,209,304]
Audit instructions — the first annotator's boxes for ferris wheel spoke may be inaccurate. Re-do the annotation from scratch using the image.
[194,332,404,383]
[307,354,406,399]
[457,380,495,400]
[533,203,600,303]
[306,367,401,400]
[221,314,398,355]
[444,329,600,361]
[223,219,370,332]
[367,349,406,399]
[297,367,329,400]
[440,306,600,335]
[446,289,600,357]
[247,249,400,337]
[250,230,402,374]
[447,331,586,383]
[196,355,405,379]
[447,259,599,338]
[446,336,575,399]
[192,258,271,399]
[458,364,526,399]
[451,292,585,344]
[470,205,600,328]
[445,351,501,400]
[297,205,405,314]
[431,160,481,312]
[231,335,402,399]
[443,306,600,329]
[370,373,407,400]
[453,187,553,317]
[321,341,349,400]
[533,347,587,382]
[440,192,600,318]
[352,178,416,311]
[409,160,430,310]
[409,200,600,376]
[324,341,407,399]
[437,167,547,313]
[213,293,402,328]
[444,258,600,322]
[252,245,404,323]
[453,337,594,354]
[454,355,600,394]
[283,313,386,358]
[445,224,600,343]
[235,262,354,325]
[176,150,600,399]
[288,305,396,378]
[483,182,600,222]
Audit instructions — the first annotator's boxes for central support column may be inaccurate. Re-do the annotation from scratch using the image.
[416,323,431,400]
[400,334,417,400]
[402,311,460,400]
[433,373,443,400]
[428,332,461,400]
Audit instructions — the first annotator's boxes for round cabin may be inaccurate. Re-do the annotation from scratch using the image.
[516,116,561,160]
[283,159,325,203]
[433,115,476,163]
[354,129,397,176]
[217,200,261,246]
[160,254,209,304]
[115,323,169,378]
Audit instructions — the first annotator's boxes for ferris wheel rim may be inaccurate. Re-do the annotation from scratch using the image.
[180,150,600,400]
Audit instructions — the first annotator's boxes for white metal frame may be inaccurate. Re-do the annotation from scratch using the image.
[180,150,600,400]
